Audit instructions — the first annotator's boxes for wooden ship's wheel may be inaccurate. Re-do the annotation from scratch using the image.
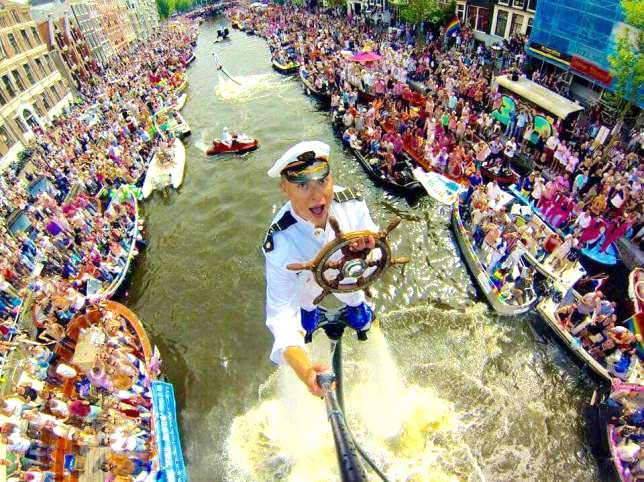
[287,217,409,304]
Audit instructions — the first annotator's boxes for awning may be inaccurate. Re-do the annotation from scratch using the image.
[496,75,584,120]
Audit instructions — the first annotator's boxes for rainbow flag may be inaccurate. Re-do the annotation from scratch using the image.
[446,17,461,36]
[626,312,644,358]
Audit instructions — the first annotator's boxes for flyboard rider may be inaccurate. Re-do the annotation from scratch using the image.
[263,141,377,397]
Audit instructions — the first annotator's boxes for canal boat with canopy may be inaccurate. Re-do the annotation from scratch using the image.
[452,203,537,316]
[492,75,584,144]
[142,138,186,198]
[154,106,191,139]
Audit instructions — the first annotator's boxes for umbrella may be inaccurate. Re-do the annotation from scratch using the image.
[349,51,382,63]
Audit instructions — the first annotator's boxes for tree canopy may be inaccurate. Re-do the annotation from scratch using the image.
[608,0,643,112]
[397,0,455,26]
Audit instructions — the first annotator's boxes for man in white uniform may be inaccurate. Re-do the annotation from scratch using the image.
[263,141,377,397]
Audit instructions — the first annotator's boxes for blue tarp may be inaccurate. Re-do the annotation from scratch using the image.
[152,381,188,482]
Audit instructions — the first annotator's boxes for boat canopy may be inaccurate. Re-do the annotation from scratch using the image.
[496,75,584,120]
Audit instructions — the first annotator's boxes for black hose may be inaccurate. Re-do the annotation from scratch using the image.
[332,338,391,482]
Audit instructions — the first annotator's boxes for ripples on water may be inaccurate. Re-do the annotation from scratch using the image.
[124,20,600,481]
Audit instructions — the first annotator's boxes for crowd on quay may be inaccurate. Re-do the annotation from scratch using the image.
[0,16,198,482]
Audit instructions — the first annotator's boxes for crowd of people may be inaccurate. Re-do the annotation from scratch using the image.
[0,303,161,481]
[238,4,642,269]
[605,385,644,480]
[0,15,198,482]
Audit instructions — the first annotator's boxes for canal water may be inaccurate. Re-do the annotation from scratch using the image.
[126,19,602,481]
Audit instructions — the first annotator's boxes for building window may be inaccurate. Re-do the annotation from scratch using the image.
[11,10,20,24]
[44,54,54,72]
[456,4,465,21]
[510,13,524,35]
[23,63,35,84]
[41,92,50,110]
[527,0,537,11]
[0,38,7,59]
[0,89,6,106]
[526,16,533,36]
[23,110,39,130]
[49,86,59,102]
[30,27,39,44]
[495,10,509,38]
[0,125,15,148]
[2,75,16,97]
[498,0,509,5]
[7,33,20,54]
[14,116,29,134]
[12,71,24,91]
[467,6,490,33]
[20,30,31,49]
[35,57,46,76]
[512,0,525,8]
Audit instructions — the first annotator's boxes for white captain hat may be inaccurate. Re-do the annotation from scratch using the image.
[267,141,331,182]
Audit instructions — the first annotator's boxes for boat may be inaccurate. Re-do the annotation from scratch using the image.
[155,106,191,139]
[142,138,186,198]
[588,382,644,482]
[536,292,642,383]
[207,136,258,156]
[452,204,537,315]
[629,268,644,314]
[48,301,187,481]
[272,59,299,75]
[174,92,188,111]
[412,167,463,205]
[299,69,331,107]
[509,186,620,266]
[185,53,196,65]
[216,27,230,40]
[480,160,519,185]
[350,145,424,198]
[246,28,256,36]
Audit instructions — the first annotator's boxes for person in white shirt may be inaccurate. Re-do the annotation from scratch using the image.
[263,141,378,397]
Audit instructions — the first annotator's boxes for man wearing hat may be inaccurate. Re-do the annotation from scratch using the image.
[263,141,377,397]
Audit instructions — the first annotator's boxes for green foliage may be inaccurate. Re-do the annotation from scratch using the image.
[175,0,192,12]
[290,0,304,6]
[156,0,175,19]
[622,0,644,28]
[398,0,454,25]
[608,0,644,114]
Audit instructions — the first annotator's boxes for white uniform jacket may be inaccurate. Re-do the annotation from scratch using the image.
[263,187,378,365]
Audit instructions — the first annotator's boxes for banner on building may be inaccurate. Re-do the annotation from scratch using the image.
[528,42,572,65]
[570,55,612,86]
[152,381,188,482]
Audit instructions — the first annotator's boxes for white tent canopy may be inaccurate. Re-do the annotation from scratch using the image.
[496,75,584,120]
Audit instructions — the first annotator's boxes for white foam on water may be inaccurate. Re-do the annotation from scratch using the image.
[216,73,288,102]
[194,129,211,154]
[225,326,467,481]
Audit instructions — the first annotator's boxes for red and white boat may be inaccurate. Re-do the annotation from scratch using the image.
[207,136,259,156]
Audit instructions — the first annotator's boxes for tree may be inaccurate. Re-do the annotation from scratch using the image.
[607,0,644,117]
[398,0,454,26]
[156,0,175,19]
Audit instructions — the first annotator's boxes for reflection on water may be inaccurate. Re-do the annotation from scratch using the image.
[124,19,601,482]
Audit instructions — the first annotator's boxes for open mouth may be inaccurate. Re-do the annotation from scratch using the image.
[309,204,325,217]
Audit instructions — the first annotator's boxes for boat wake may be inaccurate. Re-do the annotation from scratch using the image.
[216,73,288,101]
[225,326,474,481]
[194,130,211,154]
